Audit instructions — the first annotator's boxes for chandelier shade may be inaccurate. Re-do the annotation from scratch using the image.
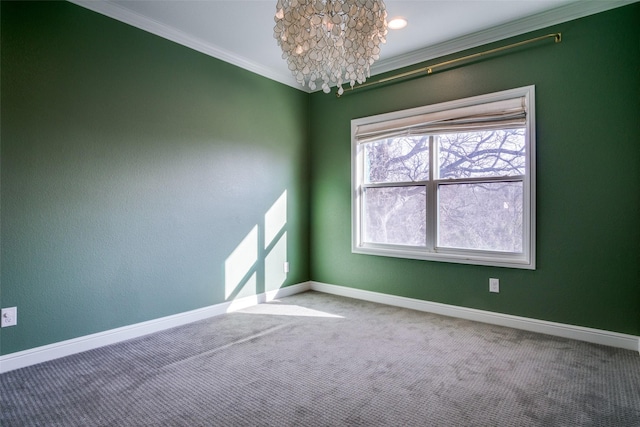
[273,0,388,95]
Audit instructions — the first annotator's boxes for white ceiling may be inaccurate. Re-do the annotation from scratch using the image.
[70,0,633,91]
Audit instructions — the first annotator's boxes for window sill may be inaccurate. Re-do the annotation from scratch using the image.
[352,245,535,270]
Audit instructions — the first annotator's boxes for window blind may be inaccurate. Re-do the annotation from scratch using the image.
[355,97,526,144]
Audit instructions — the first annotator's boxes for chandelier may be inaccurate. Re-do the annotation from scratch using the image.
[273,0,388,95]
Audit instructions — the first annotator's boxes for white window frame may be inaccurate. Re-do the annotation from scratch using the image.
[351,86,536,269]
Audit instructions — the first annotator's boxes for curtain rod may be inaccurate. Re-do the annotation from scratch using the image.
[337,32,562,98]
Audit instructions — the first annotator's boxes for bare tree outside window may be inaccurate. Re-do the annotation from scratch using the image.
[439,181,523,252]
[361,129,525,252]
[363,137,428,245]
[353,86,535,268]
[437,129,525,252]
[364,137,429,183]
[438,129,525,179]
[363,186,426,245]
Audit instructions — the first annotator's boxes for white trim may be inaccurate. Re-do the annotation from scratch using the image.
[3,280,636,373]
[371,0,638,76]
[351,86,536,270]
[310,281,640,354]
[67,0,304,91]
[0,282,311,373]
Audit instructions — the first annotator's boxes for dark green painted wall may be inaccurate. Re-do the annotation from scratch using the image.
[1,2,638,358]
[309,4,640,335]
[1,1,310,355]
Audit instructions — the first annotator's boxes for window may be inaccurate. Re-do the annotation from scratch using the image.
[352,86,535,269]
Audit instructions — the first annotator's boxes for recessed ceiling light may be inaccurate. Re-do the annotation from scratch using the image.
[388,17,408,30]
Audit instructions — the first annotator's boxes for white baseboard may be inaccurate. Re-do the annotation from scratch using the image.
[310,281,640,354]
[2,280,637,373]
[0,282,311,373]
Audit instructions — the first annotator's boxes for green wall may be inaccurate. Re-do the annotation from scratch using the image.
[1,1,310,355]
[309,3,640,335]
[1,1,638,358]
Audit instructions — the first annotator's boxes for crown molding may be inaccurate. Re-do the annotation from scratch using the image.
[371,0,638,76]
[68,0,635,93]
[67,0,306,91]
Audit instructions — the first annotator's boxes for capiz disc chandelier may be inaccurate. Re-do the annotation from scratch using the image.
[273,0,388,95]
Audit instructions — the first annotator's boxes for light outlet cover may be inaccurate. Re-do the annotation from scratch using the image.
[489,278,500,293]
[1,307,17,327]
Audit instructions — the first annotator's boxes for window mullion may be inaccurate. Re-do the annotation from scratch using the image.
[434,175,525,185]
[362,181,428,189]
[426,135,437,251]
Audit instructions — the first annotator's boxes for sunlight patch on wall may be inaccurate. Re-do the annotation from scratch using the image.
[265,190,287,247]
[264,190,288,292]
[223,190,289,302]
[265,231,287,292]
[225,225,258,299]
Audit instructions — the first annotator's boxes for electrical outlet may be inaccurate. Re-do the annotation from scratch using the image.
[1,307,17,327]
[283,262,290,273]
[489,278,499,293]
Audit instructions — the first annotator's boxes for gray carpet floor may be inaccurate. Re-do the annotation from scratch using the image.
[1,291,639,426]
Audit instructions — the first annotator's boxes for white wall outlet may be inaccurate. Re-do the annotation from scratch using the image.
[489,278,500,293]
[283,262,290,273]
[1,307,17,327]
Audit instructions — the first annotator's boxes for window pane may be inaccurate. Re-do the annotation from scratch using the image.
[364,137,429,183]
[438,129,525,179]
[363,186,426,246]
[438,182,523,252]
